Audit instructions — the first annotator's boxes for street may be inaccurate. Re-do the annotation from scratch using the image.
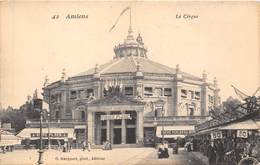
[0,148,205,165]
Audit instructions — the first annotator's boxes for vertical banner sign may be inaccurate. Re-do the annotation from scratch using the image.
[237,130,248,138]
[211,131,223,139]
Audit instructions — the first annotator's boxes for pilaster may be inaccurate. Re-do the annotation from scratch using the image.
[136,110,144,144]
[121,111,126,144]
[87,111,95,144]
[106,112,110,142]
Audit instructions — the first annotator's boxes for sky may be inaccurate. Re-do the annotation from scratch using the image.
[0,1,259,108]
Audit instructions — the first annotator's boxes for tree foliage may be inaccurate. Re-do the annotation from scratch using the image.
[0,101,40,133]
[222,96,241,112]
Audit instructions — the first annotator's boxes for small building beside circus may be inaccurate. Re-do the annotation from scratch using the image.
[191,96,260,153]
[0,129,22,149]
[21,26,221,147]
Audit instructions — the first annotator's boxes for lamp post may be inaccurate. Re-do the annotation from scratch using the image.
[33,98,44,165]
[161,106,165,141]
[47,112,50,149]
[38,110,44,165]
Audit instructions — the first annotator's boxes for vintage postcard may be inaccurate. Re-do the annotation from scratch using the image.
[0,1,259,165]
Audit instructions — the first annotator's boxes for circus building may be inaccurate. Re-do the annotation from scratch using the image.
[19,25,221,148]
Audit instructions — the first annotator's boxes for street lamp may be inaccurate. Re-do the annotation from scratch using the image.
[38,110,44,165]
[47,112,50,149]
[161,106,165,141]
[33,98,44,165]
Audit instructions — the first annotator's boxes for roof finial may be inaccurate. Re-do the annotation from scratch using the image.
[136,33,144,45]
[43,75,49,87]
[202,70,207,82]
[61,68,66,82]
[176,64,180,73]
[94,64,99,73]
[214,77,218,87]
[33,89,38,99]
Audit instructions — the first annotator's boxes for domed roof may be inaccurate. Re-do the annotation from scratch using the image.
[74,56,201,81]
[73,31,201,81]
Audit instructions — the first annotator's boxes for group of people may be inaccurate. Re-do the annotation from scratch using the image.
[103,140,112,150]
[157,141,169,159]
[62,141,72,152]
[192,137,260,165]
[82,141,91,151]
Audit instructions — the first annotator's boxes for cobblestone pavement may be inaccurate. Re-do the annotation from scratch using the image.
[0,148,205,165]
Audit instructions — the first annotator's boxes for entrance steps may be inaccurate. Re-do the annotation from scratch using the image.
[92,143,143,149]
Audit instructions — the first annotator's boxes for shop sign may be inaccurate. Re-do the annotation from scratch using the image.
[31,133,68,138]
[101,114,131,120]
[211,131,222,139]
[161,130,192,135]
[237,130,248,138]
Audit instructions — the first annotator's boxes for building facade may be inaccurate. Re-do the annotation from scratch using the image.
[26,27,221,146]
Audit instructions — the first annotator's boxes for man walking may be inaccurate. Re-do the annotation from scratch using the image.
[82,141,86,151]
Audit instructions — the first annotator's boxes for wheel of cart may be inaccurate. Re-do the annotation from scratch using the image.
[238,157,260,165]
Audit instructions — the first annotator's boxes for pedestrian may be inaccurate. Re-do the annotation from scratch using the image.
[158,142,164,159]
[187,142,192,152]
[87,141,91,152]
[108,141,112,150]
[215,140,224,165]
[245,141,252,156]
[103,141,106,150]
[207,141,216,165]
[251,140,260,162]
[163,141,169,158]
[57,140,61,151]
[1,146,6,154]
[67,142,71,152]
[82,141,86,151]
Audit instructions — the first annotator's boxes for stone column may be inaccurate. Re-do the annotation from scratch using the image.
[96,115,101,145]
[121,111,126,144]
[201,84,208,116]
[87,111,95,144]
[136,110,144,144]
[110,120,114,144]
[106,118,110,142]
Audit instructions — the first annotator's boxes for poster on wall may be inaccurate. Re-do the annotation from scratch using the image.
[237,130,248,138]
[211,131,223,139]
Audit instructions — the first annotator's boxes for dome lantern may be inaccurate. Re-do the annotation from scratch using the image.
[114,31,147,59]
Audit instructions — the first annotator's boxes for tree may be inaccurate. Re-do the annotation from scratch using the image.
[222,96,241,112]
[0,107,26,132]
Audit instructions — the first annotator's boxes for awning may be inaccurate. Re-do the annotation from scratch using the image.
[156,125,195,138]
[17,128,75,140]
[195,127,219,135]
[0,130,22,146]
[219,119,260,130]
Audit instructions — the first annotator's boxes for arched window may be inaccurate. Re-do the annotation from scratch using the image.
[81,111,85,120]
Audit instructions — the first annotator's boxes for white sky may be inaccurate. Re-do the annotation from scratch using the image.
[0,2,259,108]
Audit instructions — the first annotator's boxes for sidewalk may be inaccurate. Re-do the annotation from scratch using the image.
[189,151,209,165]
